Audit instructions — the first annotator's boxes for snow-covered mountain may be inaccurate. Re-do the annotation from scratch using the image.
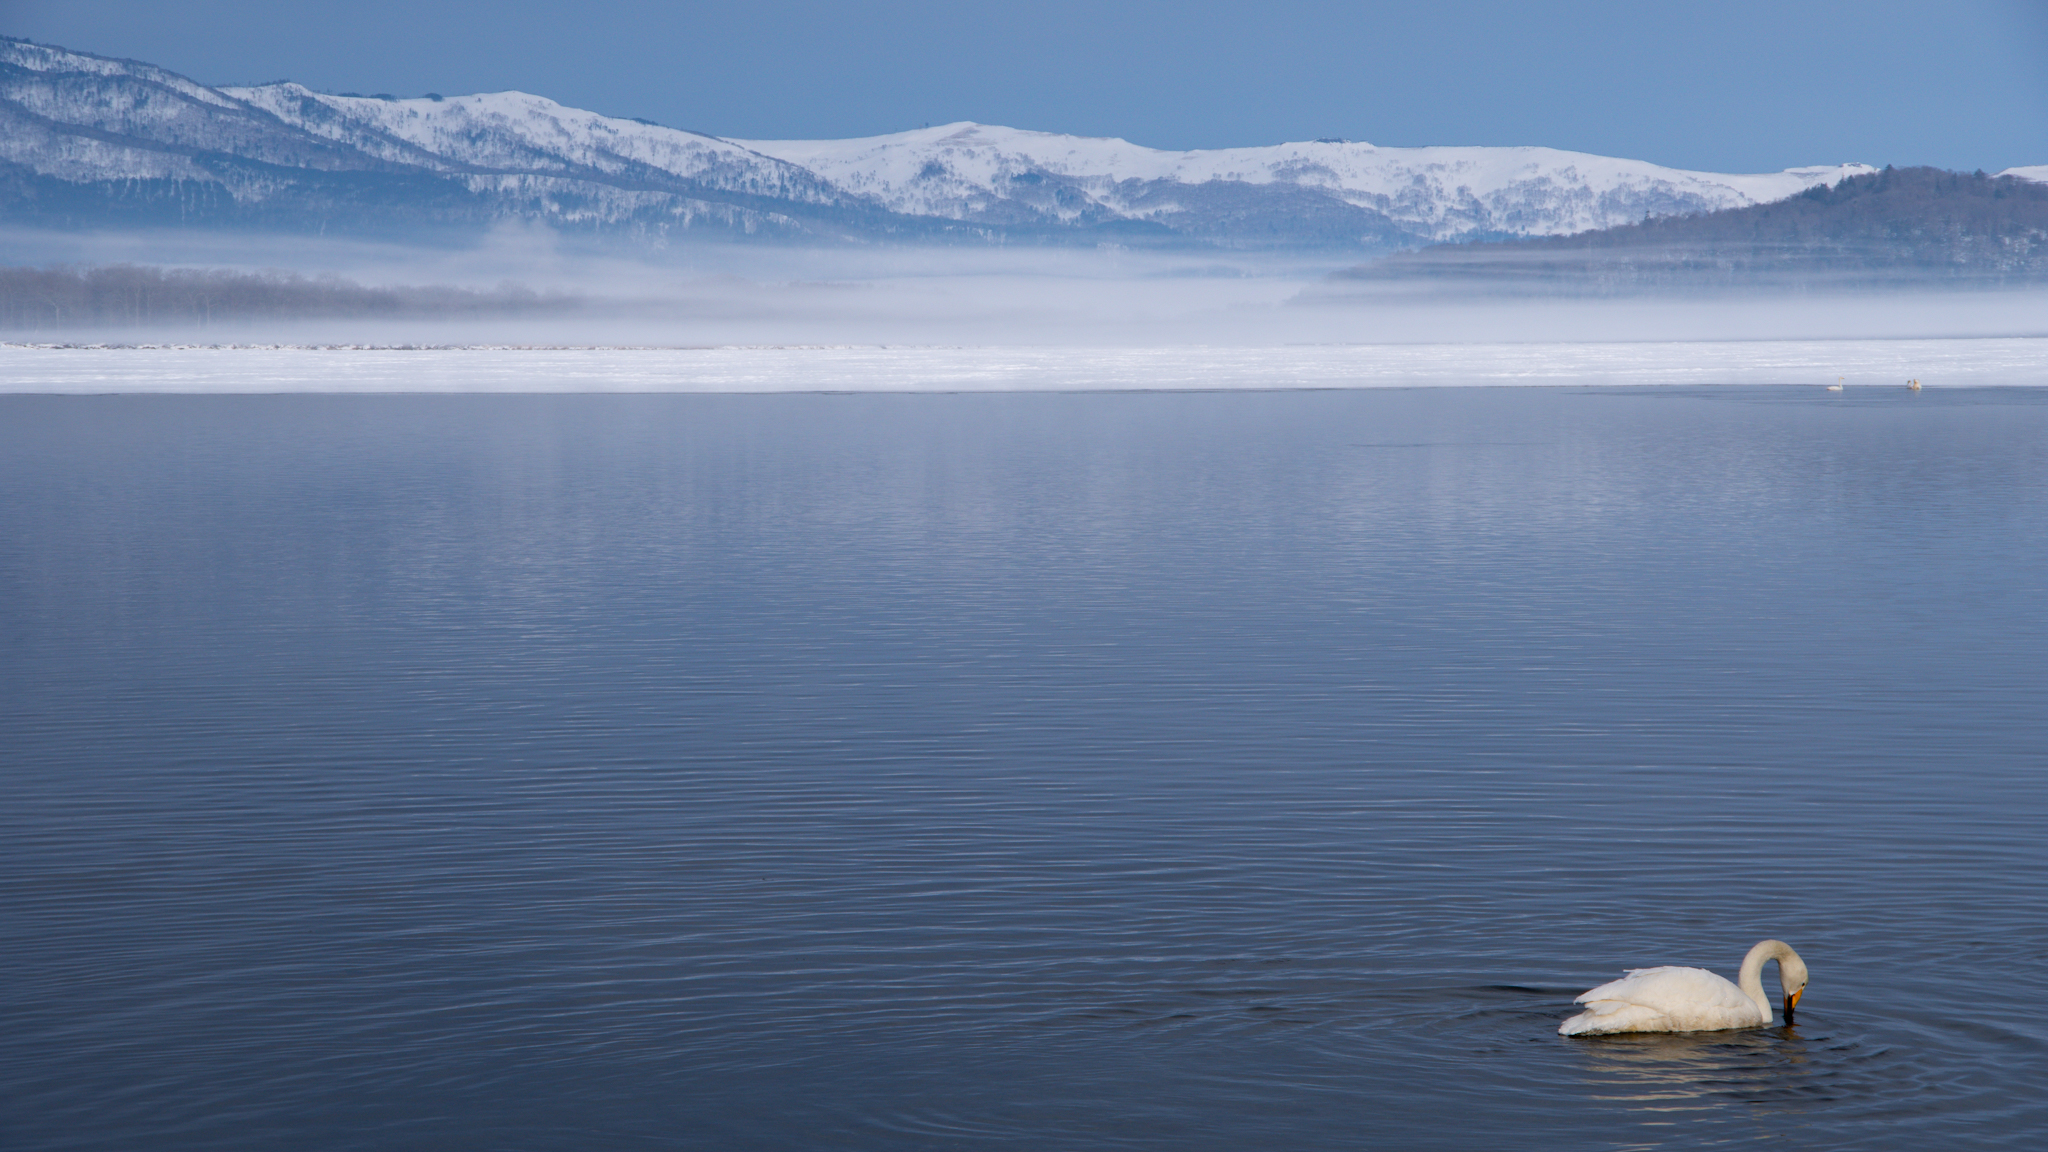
[0,38,899,242]
[739,123,1875,244]
[0,35,1937,252]
[0,39,396,190]
[224,85,848,210]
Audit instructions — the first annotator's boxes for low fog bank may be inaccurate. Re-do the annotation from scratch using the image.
[7,340,2043,395]
[5,227,2048,349]
[1316,247,2048,300]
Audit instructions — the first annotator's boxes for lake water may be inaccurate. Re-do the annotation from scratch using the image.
[3,387,2045,1151]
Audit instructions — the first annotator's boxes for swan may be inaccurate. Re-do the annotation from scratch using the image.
[1558,939,1809,1036]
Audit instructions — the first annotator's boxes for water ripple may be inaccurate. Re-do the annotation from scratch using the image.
[3,388,2045,1151]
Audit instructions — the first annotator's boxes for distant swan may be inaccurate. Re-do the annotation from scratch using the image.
[1558,939,1809,1036]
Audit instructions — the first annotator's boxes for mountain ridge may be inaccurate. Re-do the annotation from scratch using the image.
[735,122,1878,244]
[7,35,2031,254]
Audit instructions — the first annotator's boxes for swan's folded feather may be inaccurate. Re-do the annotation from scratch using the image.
[1559,965,1766,1034]
[1558,1000,1671,1036]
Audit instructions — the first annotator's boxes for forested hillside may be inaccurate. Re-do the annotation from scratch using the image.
[1341,168,2048,289]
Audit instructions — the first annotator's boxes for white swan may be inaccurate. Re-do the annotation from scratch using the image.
[1558,939,1809,1036]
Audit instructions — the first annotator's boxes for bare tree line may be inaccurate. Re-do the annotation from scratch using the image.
[0,265,579,329]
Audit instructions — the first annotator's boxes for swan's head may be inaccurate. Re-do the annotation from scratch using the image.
[1780,954,1810,1023]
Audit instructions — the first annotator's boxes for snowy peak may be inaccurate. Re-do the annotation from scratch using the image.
[0,37,247,113]
[736,122,1877,241]
[0,36,880,241]
[224,84,846,205]
[0,37,401,181]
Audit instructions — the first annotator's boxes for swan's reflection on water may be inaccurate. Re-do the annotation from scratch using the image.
[1571,1026,1818,1115]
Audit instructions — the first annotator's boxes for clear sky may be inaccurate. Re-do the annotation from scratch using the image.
[7,0,2046,172]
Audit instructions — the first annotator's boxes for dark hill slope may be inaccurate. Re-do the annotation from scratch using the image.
[1339,168,2048,289]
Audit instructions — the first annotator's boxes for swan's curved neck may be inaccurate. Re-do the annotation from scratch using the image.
[1737,939,1797,1023]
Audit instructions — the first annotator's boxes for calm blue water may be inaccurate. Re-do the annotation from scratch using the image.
[3,387,2045,1151]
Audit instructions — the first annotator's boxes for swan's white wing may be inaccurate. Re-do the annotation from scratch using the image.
[1575,966,1755,1013]
[1560,965,1764,1035]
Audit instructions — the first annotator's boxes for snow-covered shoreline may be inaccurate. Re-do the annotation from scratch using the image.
[3,340,2043,393]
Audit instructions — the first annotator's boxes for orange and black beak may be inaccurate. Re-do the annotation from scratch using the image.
[1784,989,1803,1024]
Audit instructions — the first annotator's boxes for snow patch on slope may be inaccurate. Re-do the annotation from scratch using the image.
[0,38,247,112]
[226,85,845,205]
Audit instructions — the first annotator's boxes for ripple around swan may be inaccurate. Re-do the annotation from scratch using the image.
[3,387,2046,1151]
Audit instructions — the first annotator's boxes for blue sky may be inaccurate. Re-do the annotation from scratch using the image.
[8,0,2046,172]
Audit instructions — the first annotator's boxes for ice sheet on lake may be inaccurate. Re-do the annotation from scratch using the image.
[3,339,2044,394]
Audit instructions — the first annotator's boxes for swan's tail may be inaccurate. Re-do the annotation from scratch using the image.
[1558,999,1665,1036]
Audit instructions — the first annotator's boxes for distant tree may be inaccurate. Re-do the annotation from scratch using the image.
[0,265,575,330]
